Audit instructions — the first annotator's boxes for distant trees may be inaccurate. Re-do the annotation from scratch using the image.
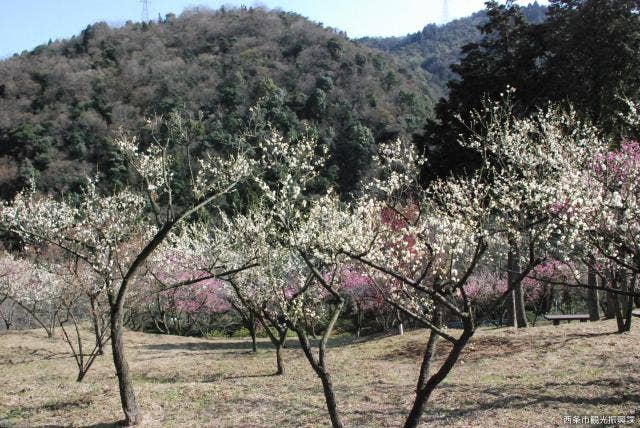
[0,7,433,198]
[0,252,62,337]
[421,0,640,179]
[360,2,548,101]
[543,0,640,133]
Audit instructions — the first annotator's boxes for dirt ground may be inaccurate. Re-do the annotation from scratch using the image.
[0,319,638,427]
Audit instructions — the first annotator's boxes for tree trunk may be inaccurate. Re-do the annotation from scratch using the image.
[506,290,517,327]
[403,326,474,428]
[396,309,405,336]
[90,298,105,355]
[613,294,625,332]
[249,315,257,353]
[612,270,626,332]
[508,241,528,328]
[416,308,443,393]
[587,265,600,321]
[354,306,363,338]
[605,290,618,319]
[110,305,141,425]
[275,343,284,375]
[318,369,342,428]
[514,283,528,327]
[622,275,635,332]
[603,269,618,319]
[294,326,343,428]
[291,299,345,428]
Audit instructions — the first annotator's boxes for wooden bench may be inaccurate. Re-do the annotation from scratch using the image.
[544,314,590,326]
[632,309,640,318]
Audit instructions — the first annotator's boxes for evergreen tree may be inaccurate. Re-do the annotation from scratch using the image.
[542,0,640,133]
[420,0,640,179]
[418,1,544,180]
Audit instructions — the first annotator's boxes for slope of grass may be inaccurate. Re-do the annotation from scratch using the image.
[0,320,638,427]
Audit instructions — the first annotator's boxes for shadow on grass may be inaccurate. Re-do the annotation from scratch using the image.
[4,397,102,427]
[141,340,275,352]
[45,422,124,427]
[81,423,122,427]
[136,370,279,384]
[420,377,640,423]
[385,328,623,365]
[139,334,368,353]
[0,348,73,365]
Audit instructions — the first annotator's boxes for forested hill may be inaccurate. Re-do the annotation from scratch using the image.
[360,2,548,99]
[0,7,436,198]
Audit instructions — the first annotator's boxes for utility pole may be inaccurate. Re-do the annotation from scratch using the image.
[443,0,450,25]
[141,0,150,22]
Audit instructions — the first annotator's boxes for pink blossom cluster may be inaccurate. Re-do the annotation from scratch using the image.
[523,260,575,301]
[339,267,385,311]
[593,141,640,187]
[464,271,508,307]
[162,277,230,315]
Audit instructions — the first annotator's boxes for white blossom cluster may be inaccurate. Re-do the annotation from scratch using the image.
[114,132,171,193]
[0,252,64,306]
[1,178,151,293]
[3,97,639,343]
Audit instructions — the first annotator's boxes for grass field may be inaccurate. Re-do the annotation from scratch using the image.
[0,319,638,427]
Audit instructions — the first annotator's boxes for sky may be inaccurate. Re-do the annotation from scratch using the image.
[0,0,546,59]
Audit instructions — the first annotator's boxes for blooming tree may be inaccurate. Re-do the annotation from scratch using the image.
[331,98,613,427]
[579,137,640,330]
[227,128,361,427]
[0,251,63,337]
[141,222,254,336]
[0,112,267,424]
[339,266,387,337]
[0,246,113,381]
[461,93,607,327]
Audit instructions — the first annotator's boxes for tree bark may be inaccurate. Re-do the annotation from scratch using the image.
[403,326,474,428]
[396,309,405,336]
[249,315,257,353]
[603,269,617,319]
[110,302,141,425]
[290,297,345,428]
[612,270,626,332]
[416,308,443,393]
[622,274,635,332]
[587,265,600,321]
[508,241,528,328]
[90,297,105,355]
[275,343,285,375]
[294,326,343,428]
[256,311,288,375]
[318,369,342,428]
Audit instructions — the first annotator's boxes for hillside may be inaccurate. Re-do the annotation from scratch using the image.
[360,2,548,100]
[0,7,435,197]
[0,320,638,426]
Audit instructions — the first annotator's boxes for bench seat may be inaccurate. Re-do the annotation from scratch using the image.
[544,314,590,326]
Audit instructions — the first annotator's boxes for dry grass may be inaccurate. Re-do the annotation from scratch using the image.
[0,319,638,427]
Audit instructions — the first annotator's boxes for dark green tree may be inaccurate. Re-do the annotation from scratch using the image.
[542,0,640,133]
[419,0,544,180]
[420,0,640,180]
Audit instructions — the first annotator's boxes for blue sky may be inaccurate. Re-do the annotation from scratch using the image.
[0,1,546,59]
